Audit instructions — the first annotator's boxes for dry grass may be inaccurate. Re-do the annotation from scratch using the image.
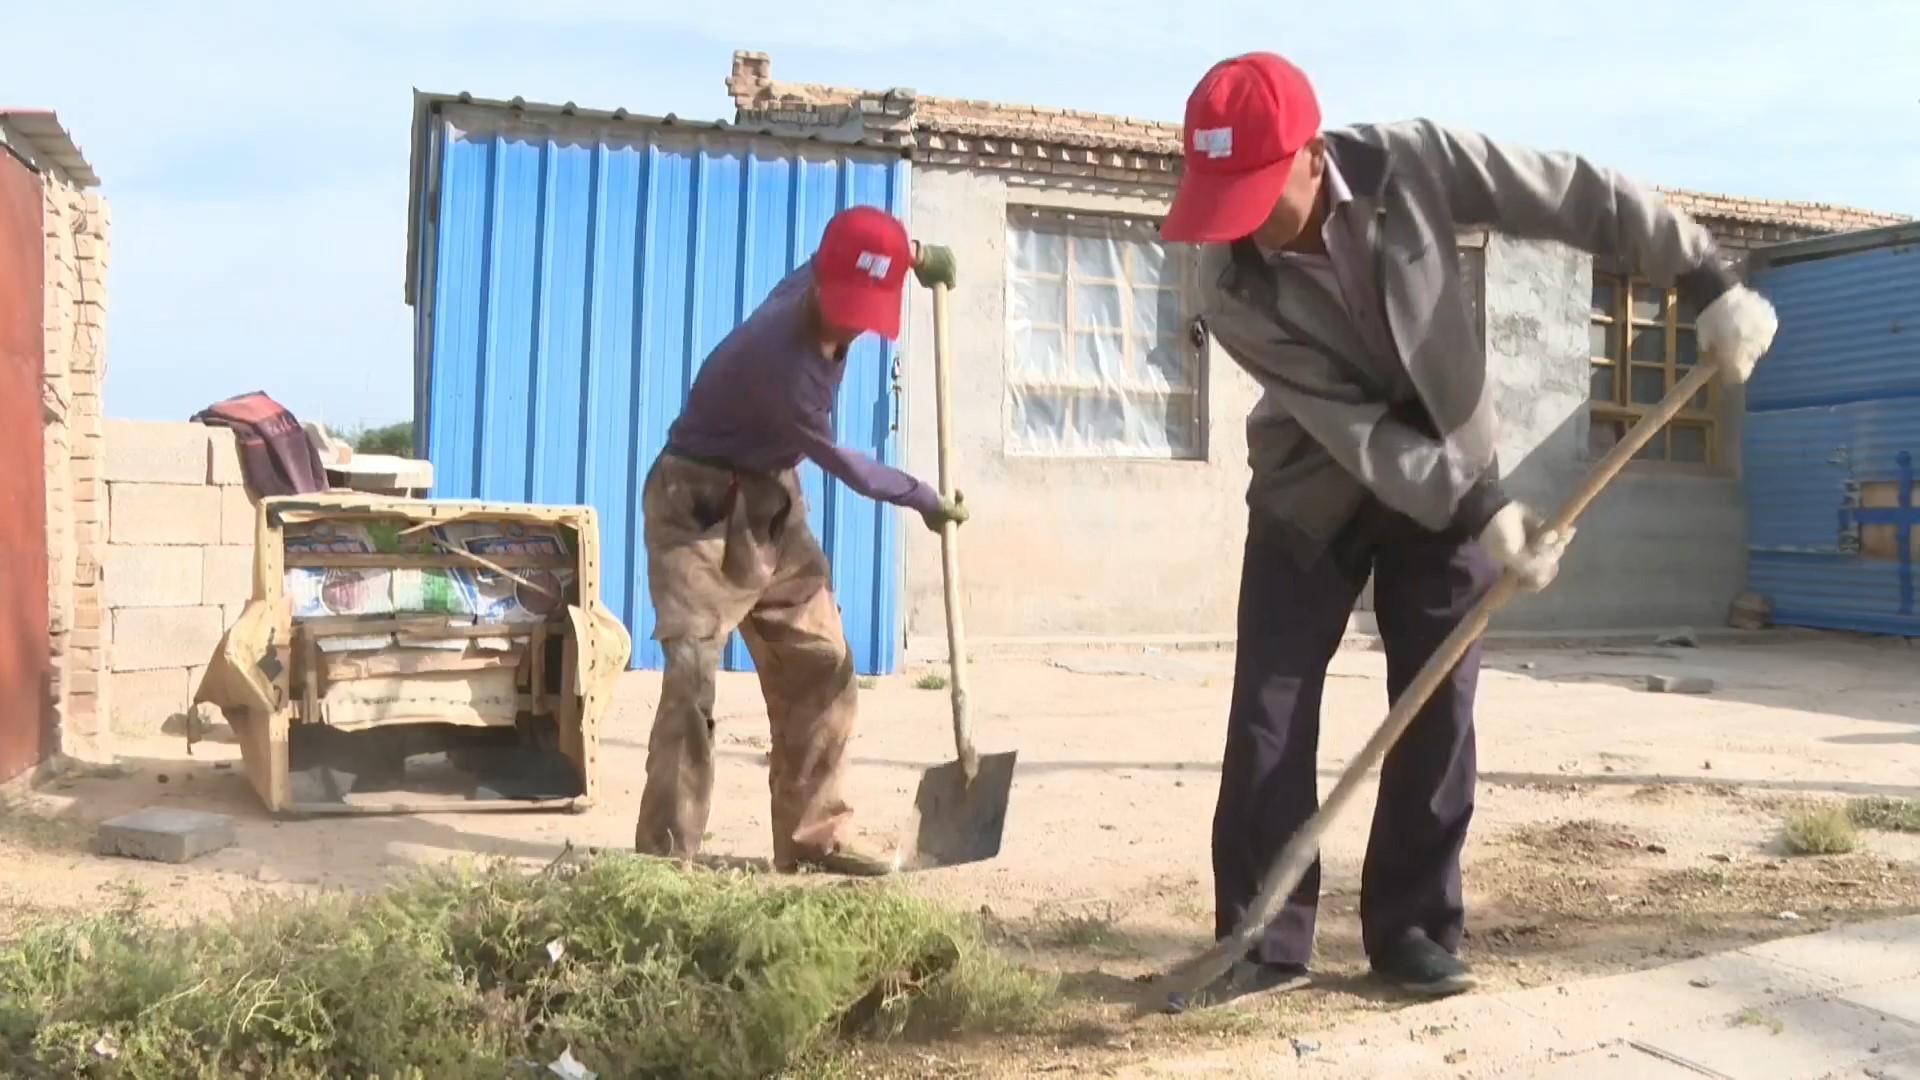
[915,673,950,692]
[1730,1007,1785,1035]
[1782,806,1860,856]
[1849,798,1920,834]
[1022,905,1138,957]
[0,855,1054,1078]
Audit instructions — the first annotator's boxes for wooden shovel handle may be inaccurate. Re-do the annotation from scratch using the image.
[930,282,977,779]
[1162,359,1722,1001]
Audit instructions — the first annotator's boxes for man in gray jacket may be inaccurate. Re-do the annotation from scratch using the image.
[1162,52,1777,1002]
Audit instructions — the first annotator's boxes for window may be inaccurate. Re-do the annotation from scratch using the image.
[1005,208,1202,459]
[1588,267,1715,464]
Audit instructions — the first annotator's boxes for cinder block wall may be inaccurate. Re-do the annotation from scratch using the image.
[102,421,258,735]
[40,173,111,761]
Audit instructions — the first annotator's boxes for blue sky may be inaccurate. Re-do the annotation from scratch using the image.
[6,1,1916,429]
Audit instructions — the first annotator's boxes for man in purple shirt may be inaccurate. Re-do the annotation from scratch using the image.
[636,206,966,877]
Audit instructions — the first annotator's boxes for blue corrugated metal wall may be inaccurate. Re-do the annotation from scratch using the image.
[1746,234,1920,636]
[416,105,910,673]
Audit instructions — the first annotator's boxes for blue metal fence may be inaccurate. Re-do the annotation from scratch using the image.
[412,100,910,672]
[1745,226,1920,636]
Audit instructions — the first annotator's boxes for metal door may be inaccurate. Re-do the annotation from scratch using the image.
[1746,226,1920,636]
[0,150,50,782]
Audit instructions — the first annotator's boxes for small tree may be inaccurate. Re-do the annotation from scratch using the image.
[347,421,414,456]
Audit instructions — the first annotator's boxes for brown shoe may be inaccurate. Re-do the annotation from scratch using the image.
[781,844,899,878]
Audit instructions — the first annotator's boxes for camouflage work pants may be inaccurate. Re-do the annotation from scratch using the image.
[634,453,859,868]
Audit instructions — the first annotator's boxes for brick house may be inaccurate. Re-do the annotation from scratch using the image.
[724,52,1909,647]
[1,110,110,777]
[404,56,1908,675]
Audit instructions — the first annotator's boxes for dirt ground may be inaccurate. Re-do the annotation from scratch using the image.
[5,632,1920,1075]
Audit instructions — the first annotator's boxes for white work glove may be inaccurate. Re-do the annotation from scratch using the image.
[1695,285,1778,384]
[1478,503,1574,593]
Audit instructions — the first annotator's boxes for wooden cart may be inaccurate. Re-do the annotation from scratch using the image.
[198,494,631,816]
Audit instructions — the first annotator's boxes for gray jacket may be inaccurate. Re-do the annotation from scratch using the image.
[1199,119,1734,560]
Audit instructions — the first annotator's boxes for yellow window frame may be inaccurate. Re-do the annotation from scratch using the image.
[1589,268,1717,466]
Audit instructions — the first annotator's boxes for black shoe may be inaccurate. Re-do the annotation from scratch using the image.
[1163,960,1311,1014]
[1372,936,1477,997]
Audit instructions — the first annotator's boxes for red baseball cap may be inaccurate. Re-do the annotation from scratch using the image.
[811,206,912,340]
[1161,53,1322,244]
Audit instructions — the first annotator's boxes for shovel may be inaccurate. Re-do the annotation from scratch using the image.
[901,275,1017,870]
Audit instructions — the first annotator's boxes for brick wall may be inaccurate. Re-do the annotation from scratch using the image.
[102,422,258,736]
[40,173,111,761]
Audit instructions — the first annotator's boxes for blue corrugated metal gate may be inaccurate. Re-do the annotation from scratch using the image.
[1745,226,1920,636]
[413,102,909,673]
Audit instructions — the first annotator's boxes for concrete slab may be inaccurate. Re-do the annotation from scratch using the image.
[95,807,235,863]
[1499,949,1844,1050]
[1825,1046,1920,1079]
[1845,979,1920,1029]
[1508,1042,1715,1079]
[1633,996,1920,1080]
[1749,918,1920,986]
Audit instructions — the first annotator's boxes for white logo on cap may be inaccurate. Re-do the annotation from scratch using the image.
[1194,127,1234,159]
[855,252,892,280]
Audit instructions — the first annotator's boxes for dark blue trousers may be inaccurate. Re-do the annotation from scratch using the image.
[1211,506,1496,967]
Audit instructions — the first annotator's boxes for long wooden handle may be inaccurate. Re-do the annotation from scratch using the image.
[1542,361,1717,533]
[930,283,977,779]
[1163,360,1722,1000]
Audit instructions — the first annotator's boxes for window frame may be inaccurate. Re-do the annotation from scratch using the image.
[1588,263,1718,467]
[1003,207,1206,461]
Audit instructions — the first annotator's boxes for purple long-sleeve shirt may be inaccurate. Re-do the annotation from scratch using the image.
[666,265,941,516]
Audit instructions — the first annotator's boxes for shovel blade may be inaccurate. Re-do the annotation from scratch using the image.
[904,750,1017,870]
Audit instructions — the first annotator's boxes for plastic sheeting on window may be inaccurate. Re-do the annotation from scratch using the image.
[1006,209,1202,459]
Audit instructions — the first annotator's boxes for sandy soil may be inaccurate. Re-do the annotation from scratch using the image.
[5,633,1918,1075]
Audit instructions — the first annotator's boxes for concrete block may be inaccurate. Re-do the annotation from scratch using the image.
[202,545,254,605]
[221,486,258,545]
[108,483,221,545]
[95,807,235,863]
[329,454,432,493]
[104,421,210,485]
[109,668,191,734]
[1645,675,1717,694]
[112,606,223,672]
[104,545,203,607]
[207,428,245,486]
